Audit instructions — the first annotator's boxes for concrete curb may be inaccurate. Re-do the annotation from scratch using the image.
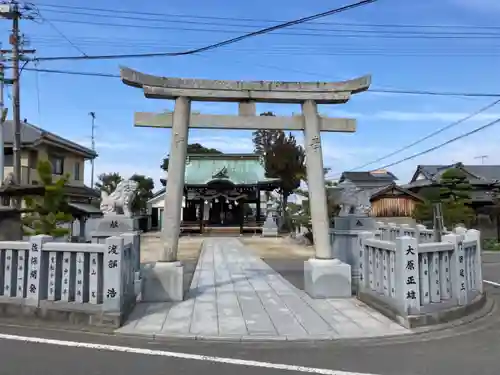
[115,295,495,343]
[358,290,488,329]
[116,331,344,343]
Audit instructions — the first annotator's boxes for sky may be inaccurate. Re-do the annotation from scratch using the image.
[1,0,500,192]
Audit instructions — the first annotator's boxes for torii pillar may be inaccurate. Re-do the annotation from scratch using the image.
[121,67,371,301]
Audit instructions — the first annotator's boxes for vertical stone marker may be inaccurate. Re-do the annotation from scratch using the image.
[120,66,371,301]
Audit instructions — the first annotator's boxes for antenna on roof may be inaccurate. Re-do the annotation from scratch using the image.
[474,155,488,165]
[89,112,96,188]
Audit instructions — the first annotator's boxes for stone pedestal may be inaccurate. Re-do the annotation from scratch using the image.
[331,215,375,292]
[91,215,139,243]
[96,215,139,232]
[261,213,278,237]
[141,261,184,302]
[304,258,351,298]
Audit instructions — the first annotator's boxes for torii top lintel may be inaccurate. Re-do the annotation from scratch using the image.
[120,66,371,104]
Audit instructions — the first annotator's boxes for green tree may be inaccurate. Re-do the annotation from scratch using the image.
[252,112,306,213]
[439,168,473,203]
[23,160,73,237]
[130,174,155,212]
[95,172,123,195]
[161,143,223,171]
[412,168,474,228]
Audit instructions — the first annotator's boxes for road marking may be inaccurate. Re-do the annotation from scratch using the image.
[0,332,377,375]
[484,280,500,288]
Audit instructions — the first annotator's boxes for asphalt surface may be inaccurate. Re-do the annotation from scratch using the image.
[0,254,499,375]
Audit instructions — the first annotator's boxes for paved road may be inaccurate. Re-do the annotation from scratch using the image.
[0,257,499,375]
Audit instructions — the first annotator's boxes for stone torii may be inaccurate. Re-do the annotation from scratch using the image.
[120,66,371,301]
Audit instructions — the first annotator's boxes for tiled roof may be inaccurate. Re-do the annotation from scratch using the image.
[185,154,279,185]
[2,120,97,158]
[413,164,500,184]
[340,171,398,182]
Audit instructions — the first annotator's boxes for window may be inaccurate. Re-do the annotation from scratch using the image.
[4,148,13,167]
[28,150,38,168]
[74,162,81,181]
[49,155,64,175]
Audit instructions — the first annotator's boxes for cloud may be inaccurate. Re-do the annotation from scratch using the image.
[189,136,254,153]
[451,0,500,12]
[84,161,163,191]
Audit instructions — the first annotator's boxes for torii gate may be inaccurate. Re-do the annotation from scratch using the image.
[120,67,371,300]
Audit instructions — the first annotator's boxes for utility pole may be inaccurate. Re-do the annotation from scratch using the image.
[0,2,35,205]
[10,3,20,189]
[0,59,7,185]
[89,111,96,188]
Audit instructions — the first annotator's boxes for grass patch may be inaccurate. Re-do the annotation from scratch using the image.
[482,238,500,251]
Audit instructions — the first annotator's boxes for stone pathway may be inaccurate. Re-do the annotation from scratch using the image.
[117,238,411,341]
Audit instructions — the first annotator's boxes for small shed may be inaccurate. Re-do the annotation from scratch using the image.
[370,183,425,218]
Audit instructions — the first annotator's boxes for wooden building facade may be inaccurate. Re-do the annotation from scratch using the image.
[369,184,424,218]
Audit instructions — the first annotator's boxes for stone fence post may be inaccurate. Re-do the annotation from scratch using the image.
[26,235,52,306]
[395,236,420,314]
[357,231,375,289]
[103,236,125,312]
[467,229,483,293]
[442,233,467,306]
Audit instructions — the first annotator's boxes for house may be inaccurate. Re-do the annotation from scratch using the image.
[339,169,398,190]
[1,119,101,216]
[403,163,500,211]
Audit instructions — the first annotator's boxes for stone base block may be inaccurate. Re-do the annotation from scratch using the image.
[141,261,184,302]
[304,258,351,299]
[95,215,139,233]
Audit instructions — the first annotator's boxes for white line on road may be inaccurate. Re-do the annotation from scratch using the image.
[0,332,377,375]
[484,280,500,287]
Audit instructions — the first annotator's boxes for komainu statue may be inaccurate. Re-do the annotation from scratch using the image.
[100,180,139,217]
[337,180,371,216]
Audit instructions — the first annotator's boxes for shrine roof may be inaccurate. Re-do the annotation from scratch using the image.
[184,153,280,186]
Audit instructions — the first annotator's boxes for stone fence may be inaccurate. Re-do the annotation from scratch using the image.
[375,222,449,243]
[0,232,140,327]
[358,225,483,327]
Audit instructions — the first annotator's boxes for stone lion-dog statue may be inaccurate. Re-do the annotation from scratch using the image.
[100,179,139,217]
[338,180,371,217]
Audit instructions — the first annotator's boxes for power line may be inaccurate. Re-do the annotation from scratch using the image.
[35,17,500,40]
[29,45,500,58]
[29,36,500,53]
[37,14,87,57]
[36,9,500,37]
[369,117,500,171]
[327,99,500,178]
[28,34,500,48]
[32,2,500,30]
[16,66,500,98]
[34,0,380,62]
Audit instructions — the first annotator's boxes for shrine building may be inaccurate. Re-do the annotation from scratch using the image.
[147,153,281,235]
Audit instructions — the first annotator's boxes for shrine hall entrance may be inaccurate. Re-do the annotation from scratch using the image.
[207,196,242,226]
